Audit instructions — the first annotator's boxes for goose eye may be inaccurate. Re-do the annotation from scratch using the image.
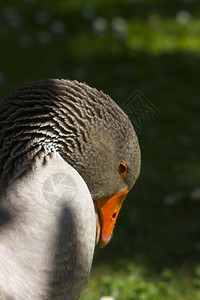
[118,163,128,176]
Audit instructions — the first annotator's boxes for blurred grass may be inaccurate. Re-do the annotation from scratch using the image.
[0,0,200,299]
[81,259,200,300]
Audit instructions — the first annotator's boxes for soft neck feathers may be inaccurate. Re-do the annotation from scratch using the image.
[0,152,96,299]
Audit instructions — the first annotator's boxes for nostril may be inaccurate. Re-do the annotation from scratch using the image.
[111,212,117,221]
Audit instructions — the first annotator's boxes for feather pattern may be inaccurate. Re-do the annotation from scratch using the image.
[0,79,137,193]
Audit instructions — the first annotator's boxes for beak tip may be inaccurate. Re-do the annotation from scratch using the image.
[99,233,112,248]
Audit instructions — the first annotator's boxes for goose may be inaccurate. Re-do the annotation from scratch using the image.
[0,79,141,300]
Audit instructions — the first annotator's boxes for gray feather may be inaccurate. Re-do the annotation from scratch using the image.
[0,152,95,299]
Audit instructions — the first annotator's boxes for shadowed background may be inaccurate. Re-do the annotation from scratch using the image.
[0,0,200,299]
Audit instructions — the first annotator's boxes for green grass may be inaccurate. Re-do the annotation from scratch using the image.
[80,260,200,300]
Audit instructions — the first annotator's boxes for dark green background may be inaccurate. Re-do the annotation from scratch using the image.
[0,0,200,298]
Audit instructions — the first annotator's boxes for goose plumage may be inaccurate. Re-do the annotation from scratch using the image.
[0,79,140,299]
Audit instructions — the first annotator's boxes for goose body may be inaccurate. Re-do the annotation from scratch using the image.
[0,79,140,299]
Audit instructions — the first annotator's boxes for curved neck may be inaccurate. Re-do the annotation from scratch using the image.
[0,153,96,299]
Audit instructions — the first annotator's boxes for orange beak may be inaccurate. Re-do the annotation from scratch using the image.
[96,189,129,248]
